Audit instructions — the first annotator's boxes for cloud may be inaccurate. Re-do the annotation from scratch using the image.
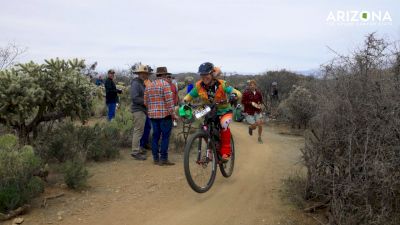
[1,0,399,73]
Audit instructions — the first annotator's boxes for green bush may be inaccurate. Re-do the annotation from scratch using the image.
[35,122,81,162]
[0,134,44,213]
[109,105,133,147]
[91,89,107,117]
[85,123,119,161]
[62,160,88,189]
[118,87,131,106]
[35,121,120,163]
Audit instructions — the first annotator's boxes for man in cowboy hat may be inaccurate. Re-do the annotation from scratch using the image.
[130,64,152,160]
[144,66,176,166]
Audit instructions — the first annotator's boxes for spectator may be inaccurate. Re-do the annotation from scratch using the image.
[104,69,122,121]
[130,64,152,160]
[145,66,176,166]
[166,75,179,106]
[95,75,104,86]
[271,81,279,102]
[242,80,264,143]
[171,76,179,91]
[186,80,194,94]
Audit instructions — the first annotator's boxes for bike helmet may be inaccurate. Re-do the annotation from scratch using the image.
[198,62,214,75]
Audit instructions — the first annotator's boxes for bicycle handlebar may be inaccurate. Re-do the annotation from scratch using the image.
[181,99,227,108]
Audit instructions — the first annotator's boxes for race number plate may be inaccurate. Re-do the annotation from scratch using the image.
[194,106,211,119]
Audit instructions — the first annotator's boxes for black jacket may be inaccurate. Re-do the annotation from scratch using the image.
[105,78,121,104]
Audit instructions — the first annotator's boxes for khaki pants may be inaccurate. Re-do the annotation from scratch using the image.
[132,111,146,154]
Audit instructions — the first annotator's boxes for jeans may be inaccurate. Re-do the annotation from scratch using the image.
[140,116,151,148]
[151,117,172,161]
[107,103,116,121]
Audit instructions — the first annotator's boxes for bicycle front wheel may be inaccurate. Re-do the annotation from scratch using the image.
[183,131,217,193]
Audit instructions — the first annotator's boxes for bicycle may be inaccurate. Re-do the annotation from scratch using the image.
[180,102,235,193]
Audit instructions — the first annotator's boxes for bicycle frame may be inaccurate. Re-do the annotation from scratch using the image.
[196,104,223,165]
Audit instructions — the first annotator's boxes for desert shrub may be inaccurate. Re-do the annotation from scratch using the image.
[62,160,88,189]
[118,85,131,106]
[303,33,400,224]
[277,85,316,129]
[0,134,44,213]
[256,70,310,107]
[108,105,134,147]
[281,173,308,209]
[35,122,81,162]
[276,100,291,122]
[91,92,107,117]
[177,81,186,91]
[35,121,120,163]
[86,123,119,161]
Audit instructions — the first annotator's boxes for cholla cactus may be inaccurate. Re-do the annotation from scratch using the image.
[0,134,43,213]
[0,58,93,143]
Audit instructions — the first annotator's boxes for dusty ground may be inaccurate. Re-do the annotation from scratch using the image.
[4,122,316,225]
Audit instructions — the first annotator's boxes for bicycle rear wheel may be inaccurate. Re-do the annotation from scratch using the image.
[219,135,235,177]
[184,131,217,193]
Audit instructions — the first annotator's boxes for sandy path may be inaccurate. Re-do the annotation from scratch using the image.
[17,122,315,225]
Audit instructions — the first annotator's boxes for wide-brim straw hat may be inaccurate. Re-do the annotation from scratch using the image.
[133,64,152,74]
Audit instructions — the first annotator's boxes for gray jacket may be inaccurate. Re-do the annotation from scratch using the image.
[130,78,146,113]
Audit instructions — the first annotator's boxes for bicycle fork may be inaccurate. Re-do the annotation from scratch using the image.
[196,137,213,166]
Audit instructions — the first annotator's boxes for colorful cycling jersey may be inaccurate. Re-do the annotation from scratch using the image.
[184,79,242,115]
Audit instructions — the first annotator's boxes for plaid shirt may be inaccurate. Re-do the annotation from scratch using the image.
[144,78,174,119]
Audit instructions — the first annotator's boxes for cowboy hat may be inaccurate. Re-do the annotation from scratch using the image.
[133,64,152,74]
[155,66,171,76]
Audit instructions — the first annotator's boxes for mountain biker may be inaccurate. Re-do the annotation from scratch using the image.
[183,62,242,161]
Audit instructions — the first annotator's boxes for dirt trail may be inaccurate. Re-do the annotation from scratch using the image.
[15,122,316,225]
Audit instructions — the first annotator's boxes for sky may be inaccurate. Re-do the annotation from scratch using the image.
[1,0,399,74]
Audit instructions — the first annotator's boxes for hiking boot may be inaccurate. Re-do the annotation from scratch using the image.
[131,153,147,160]
[153,159,159,165]
[258,136,263,144]
[248,127,253,136]
[159,160,175,166]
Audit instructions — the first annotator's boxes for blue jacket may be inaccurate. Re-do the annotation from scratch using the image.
[187,83,194,94]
